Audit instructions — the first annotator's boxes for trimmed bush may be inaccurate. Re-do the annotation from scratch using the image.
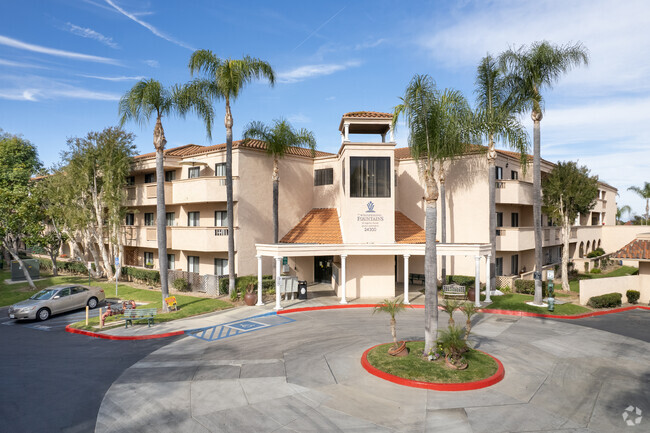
[626,290,640,304]
[173,278,190,292]
[514,279,548,297]
[446,275,475,287]
[590,268,602,274]
[587,292,622,308]
[586,248,605,258]
[219,275,273,295]
[122,266,160,286]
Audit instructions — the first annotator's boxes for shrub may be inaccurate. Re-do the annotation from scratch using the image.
[587,292,622,308]
[173,278,190,292]
[37,258,53,271]
[219,274,273,295]
[446,275,475,287]
[498,286,512,294]
[590,268,602,274]
[122,266,160,286]
[626,290,640,304]
[514,279,548,297]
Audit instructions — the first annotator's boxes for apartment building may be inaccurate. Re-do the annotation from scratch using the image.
[120,111,618,299]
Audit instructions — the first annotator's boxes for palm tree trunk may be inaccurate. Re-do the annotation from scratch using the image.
[391,317,397,348]
[154,118,169,312]
[272,157,279,244]
[440,168,447,285]
[562,212,570,291]
[225,101,236,295]
[424,170,439,355]
[532,114,543,305]
[487,138,497,292]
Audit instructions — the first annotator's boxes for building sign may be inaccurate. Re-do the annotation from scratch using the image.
[357,201,384,232]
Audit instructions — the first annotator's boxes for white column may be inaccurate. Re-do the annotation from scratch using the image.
[389,125,394,142]
[474,256,481,307]
[340,254,348,304]
[343,123,350,141]
[403,254,410,304]
[256,255,264,306]
[485,254,492,303]
[274,256,282,310]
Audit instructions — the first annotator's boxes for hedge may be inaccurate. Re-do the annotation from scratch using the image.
[626,290,640,304]
[122,266,160,286]
[514,279,548,297]
[37,257,88,275]
[446,275,475,287]
[587,292,622,308]
[219,275,273,295]
[586,248,605,258]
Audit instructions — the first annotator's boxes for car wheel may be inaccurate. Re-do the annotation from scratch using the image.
[37,308,50,321]
[87,297,98,309]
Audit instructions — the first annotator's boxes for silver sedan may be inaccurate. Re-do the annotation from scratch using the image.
[8,284,106,321]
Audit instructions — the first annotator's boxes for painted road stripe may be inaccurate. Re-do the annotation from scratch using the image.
[186,312,296,342]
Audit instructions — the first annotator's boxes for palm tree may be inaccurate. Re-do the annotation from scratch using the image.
[373,297,407,349]
[393,74,474,355]
[628,183,650,224]
[474,54,529,294]
[500,41,589,305]
[460,302,479,340]
[242,119,316,243]
[188,50,275,294]
[441,299,461,327]
[119,79,213,311]
[616,205,632,225]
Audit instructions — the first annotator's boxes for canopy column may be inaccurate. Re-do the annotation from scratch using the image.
[274,256,282,310]
[403,254,410,304]
[474,255,481,307]
[256,255,264,306]
[340,254,348,304]
[485,253,492,303]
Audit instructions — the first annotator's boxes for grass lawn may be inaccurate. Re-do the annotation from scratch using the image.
[568,266,638,292]
[485,293,591,315]
[367,341,498,383]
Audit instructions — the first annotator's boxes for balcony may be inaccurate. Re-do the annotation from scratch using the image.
[171,177,239,204]
[170,227,230,252]
[122,226,172,248]
[496,227,562,251]
[495,180,534,205]
[125,183,173,207]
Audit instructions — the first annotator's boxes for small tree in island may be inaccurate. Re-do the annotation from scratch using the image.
[373,297,408,354]
[543,161,598,291]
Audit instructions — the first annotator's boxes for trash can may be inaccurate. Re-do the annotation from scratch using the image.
[298,280,308,300]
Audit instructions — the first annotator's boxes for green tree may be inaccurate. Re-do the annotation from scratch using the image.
[373,297,407,349]
[242,119,315,243]
[0,131,43,287]
[500,41,589,305]
[474,54,529,291]
[393,74,475,354]
[616,205,632,225]
[627,182,650,225]
[119,79,214,310]
[543,161,598,291]
[188,50,275,294]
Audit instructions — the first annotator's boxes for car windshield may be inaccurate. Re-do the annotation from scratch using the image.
[29,289,58,300]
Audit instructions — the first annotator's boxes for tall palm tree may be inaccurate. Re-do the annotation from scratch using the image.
[616,205,632,225]
[474,54,529,293]
[500,41,589,305]
[119,79,213,311]
[242,119,316,243]
[628,182,650,224]
[393,74,474,354]
[188,50,275,294]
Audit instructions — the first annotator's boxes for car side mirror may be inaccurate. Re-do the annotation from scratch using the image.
[53,295,60,299]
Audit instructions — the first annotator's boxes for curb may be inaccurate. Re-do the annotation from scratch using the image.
[361,343,505,391]
[65,324,184,340]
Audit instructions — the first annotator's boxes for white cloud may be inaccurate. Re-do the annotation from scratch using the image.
[0,75,120,101]
[0,34,119,65]
[144,59,159,68]
[80,74,145,81]
[354,38,386,50]
[278,61,361,83]
[0,59,47,69]
[104,0,194,50]
[64,23,119,49]
[287,113,311,124]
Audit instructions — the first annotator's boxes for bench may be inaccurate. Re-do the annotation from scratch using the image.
[409,273,425,285]
[442,284,467,300]
[165,296,178,311]
[124,308,158,328]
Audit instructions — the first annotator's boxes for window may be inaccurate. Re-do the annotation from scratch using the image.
[188,211,200,227]
[144,173,155,184]
[144,213,154,226]
[496,257,503,276]
[314,168,333,186]
[165,170,176,182]
[511,254,519,275]
[495,166,503,180]
[167,254,175,270]
[126,176,135,186]
[350,157,390,198]
[214,211,228,227]
[188,167,200,179]
[511,212,519,228]
[511,170,518,180]
[166,212,175,226]
[214,258,228,276]
[215,163,226,177]
[188,256,199,273]
[58,288,71,297]
[71,286,87,295]
[496,212,503,227]
[125,213,134,226]
[144,251,154,266]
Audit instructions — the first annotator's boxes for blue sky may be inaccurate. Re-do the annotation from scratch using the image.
[1,0,648,217]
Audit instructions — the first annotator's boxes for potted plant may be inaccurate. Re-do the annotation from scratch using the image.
[437,326,470,370]
[145,261,153,269]
[243,282,257,306]
[373,297,408,356]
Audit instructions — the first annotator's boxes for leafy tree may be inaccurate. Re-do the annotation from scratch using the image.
[0,131,43,287]
[242,119,315,243]
[29,230,68,276]
[543,161,598,291]
[500,41,589,304]
[119,79,214,310]
[188,50,275,294]
[393,74,475,354]
[474,54,529,291]
[627,182,650,225]
[373,297,407,349]
[616,205,632,225]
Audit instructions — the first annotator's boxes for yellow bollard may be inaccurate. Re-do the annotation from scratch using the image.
[99,308,102,329]
[86,306,89,326]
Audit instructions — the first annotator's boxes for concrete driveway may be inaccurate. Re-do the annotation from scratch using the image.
[95,308,650,432]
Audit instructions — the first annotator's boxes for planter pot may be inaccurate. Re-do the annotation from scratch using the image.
[445,354,468,370]
[467,287,475,301]
[388,341,408,357]
[243,292,256,306]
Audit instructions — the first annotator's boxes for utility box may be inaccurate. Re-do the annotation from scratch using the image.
[11,259,40,281]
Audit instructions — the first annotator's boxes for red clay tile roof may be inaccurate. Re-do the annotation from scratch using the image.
[343,111,393,119]
[395,211,426,244]
[612,234,650,260]
[280,209,343,244]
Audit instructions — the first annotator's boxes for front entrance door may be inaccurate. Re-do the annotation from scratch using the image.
[314,256,333,283]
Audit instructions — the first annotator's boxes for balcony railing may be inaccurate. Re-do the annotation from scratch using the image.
[171,226,232,252]
[496,226,562,251]
[494,180,534,205]
[172,176,239,204]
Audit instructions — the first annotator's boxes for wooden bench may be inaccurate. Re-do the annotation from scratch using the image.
[165,296,178,311]
[442,284,467,300]
[409,273,425,285]
[124,308,158,328]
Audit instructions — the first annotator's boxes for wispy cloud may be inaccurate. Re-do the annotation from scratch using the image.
[104,0,194,50]
[0,59,47,69]
[0,74,120,101]
[0,35,119,65]
[287,113,311,124]
[278,61,361,83]
[64,22,119,49]
[354,38,386,50]
[80,74,145,81]
[144,59,159,68]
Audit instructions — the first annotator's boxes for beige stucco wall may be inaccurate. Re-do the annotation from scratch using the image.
[601,226,650,254]
[579,274,650,305]
[337,255,395,299]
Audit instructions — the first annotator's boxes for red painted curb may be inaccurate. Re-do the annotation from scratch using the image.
[65,324,184,340]
[361,343,505,391]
